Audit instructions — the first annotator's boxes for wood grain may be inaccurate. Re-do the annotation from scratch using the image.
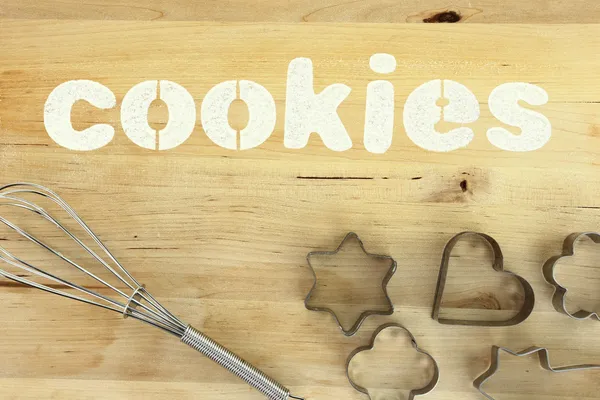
[1,20,600,400]
[2,1,600,23]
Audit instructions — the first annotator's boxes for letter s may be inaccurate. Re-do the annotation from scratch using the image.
[487,82,551,152]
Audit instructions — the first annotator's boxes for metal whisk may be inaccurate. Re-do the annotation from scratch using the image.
[0,182,303,400]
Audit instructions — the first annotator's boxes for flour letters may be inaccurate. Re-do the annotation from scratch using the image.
[43,55,551,153]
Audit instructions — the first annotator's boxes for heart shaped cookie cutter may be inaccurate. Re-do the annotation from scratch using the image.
[431,231,535,326]
[346,323,440,400]
[543,232,600,321]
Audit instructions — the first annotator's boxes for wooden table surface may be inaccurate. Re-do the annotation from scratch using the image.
[1,2,600,399]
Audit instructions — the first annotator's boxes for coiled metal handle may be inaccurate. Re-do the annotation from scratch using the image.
[181,325,297,400]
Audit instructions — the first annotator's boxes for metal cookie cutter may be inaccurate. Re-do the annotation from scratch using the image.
[305,232,397,336]
[346,323,440,400]
[474,345,600,400]
[543,232,600,320]
[432,231,535,326]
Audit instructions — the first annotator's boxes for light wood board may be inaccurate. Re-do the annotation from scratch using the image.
[1,17,600,400]
[2,1,600,23]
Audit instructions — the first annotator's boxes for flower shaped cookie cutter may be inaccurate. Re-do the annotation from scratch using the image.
[543,232,600,320]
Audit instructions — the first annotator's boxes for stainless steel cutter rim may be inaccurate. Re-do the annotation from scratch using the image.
[305,232,397,337]
[542,231,600,321]
[431,231,535,326]
[346,323,440,400]
[473,345,600,400]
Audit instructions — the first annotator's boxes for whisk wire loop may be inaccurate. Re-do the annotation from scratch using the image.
[0,183,186,336]
[0,182,302,400]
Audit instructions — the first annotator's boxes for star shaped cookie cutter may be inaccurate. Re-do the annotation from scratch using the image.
[473,345,600,400]
[346,323,440,400]
[543,231,600,320]
[304,232,397,336]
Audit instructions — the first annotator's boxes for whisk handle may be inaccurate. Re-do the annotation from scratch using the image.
[181,325,296,400]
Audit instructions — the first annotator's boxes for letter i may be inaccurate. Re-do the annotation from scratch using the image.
[364,53,396,154]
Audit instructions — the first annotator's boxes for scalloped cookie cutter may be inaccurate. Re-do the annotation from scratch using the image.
[432,231,535,326]
[474,345,600,400]
[543,232,600,320]
[346,323,440,400]
[305,232,397,337]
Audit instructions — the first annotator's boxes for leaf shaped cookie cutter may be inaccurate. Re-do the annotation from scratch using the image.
[431,231,535,326]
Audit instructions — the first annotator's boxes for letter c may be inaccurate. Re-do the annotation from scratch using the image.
[44,80,116,151]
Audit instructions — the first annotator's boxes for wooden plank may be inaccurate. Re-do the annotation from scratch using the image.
[1,0,600,23]
[1,22,600,206]
[1,21,600,400]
